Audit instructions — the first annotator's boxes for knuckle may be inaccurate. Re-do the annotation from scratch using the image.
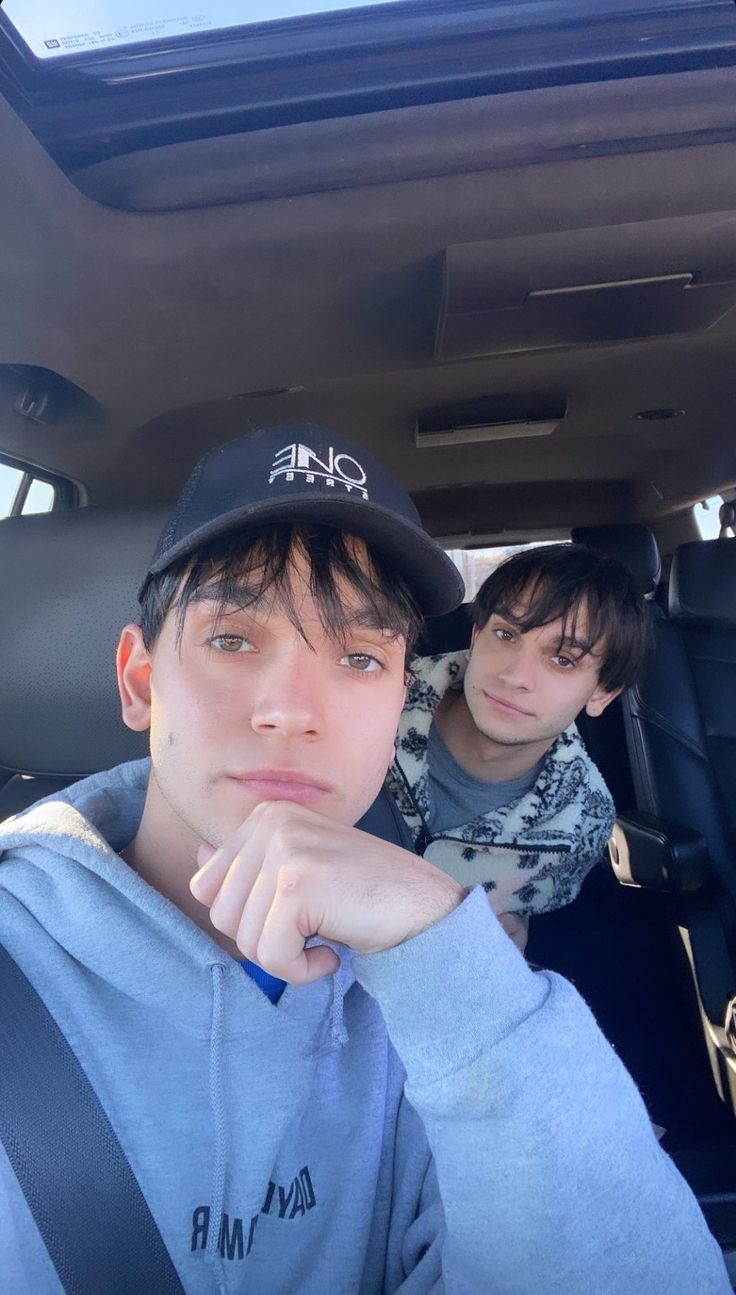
[277,865,303,895]
[249,800,277,826]
[255,801,298,838]
[280,822,305,854]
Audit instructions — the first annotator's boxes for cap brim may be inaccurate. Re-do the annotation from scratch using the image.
[144,493,465,616]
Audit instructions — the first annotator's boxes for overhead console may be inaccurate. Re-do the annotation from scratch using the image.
[436,215,736,361]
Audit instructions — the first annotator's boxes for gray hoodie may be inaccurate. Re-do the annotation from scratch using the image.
[0,760,729,1294]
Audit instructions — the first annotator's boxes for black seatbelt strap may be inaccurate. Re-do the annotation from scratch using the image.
[0,942,185,1295]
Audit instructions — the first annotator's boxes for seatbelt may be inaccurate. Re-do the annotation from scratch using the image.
[0,942,185,1295]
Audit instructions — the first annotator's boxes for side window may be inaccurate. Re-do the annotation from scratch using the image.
[22,478,56,515]
[0,463,23,518]
[0,458,66,519]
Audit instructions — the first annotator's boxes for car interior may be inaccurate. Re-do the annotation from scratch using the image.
[1,0,736,1277]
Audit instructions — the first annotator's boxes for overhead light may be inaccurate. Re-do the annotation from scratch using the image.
[415,417,560,448]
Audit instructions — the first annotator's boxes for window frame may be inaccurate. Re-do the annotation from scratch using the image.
[2,1,735,174]
[0,453,79,518]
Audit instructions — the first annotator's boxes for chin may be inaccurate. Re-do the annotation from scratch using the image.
[477,724,535,747]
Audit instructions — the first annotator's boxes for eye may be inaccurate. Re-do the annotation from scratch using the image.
[494,627,514,642]
[209,634,254,654]
[340,652,382,673]
[553,654,576,670]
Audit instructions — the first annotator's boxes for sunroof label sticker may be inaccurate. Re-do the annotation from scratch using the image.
[3,0,401,59]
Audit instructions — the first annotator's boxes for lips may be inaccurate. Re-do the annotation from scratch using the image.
[227,769,332,805]
[483,692,535,718]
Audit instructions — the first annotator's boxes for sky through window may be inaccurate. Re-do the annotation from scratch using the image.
[3,0,406,60]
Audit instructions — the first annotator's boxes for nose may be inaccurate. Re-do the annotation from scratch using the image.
[497,641,535,691]
[250,644,323,738]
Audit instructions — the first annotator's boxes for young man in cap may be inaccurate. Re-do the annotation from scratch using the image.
[0,426,728,1294]
[389,544,648,951]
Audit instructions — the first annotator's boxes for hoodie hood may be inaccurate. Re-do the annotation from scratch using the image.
[0,758,355,1032]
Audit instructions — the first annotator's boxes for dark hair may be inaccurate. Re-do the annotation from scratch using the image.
[472,543,649,692]
[139,521,422,656]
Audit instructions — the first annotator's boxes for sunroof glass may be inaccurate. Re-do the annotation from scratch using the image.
[3,0,407,60]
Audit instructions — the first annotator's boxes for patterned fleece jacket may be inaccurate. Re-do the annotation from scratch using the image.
[387,651,616,918]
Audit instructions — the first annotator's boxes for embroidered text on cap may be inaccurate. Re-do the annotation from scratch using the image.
[269,442,369,499]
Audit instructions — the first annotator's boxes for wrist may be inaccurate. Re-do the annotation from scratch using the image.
[403,874,466,944]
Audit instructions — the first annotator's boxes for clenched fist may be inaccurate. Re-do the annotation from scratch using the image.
[190,800,464,984]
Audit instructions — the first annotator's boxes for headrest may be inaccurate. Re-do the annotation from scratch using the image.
[0,506,167,777]
[669,540,736,626]
[570,524,661,595]
[417,602,473,655]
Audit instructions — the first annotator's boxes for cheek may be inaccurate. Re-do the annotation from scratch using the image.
[337,685,405,798]
[355,687,404,759]
[148,672,218,760]
[464,649,485,692]
[545,676,592,723]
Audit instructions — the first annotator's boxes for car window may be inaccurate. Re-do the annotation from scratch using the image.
[0,459,64,518]
[0,463,23,518]
[3,0,406,59]
[446,541,563,600]
[22,477,56,515]
[693,495,724,540]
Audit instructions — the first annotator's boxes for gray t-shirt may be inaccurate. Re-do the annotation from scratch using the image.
[425,721,542,837]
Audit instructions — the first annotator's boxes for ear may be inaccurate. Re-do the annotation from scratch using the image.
[584,683,622,719]
[116,624,153,733]
[468,624,479,655]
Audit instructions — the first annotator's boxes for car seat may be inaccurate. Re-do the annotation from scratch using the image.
[0,506,163,819]
[616,538,736,1114]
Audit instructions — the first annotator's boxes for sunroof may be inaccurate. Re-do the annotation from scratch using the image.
[3,0,406,60]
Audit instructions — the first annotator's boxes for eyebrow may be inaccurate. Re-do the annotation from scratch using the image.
[345,608,401,636]
[493,610,596,656]
[187,582,400,637]
[187,579,267,610]
[554,635,596,656]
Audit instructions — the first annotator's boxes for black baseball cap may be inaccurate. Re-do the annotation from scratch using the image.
[140,424,465,615]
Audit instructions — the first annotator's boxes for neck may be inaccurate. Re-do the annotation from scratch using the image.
[435,689,553,783]
[121,782,242,960]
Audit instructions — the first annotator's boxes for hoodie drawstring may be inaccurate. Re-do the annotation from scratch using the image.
[329,957,350,1049]
[207,963,227,1292]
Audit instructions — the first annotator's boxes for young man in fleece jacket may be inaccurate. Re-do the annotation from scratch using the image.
[0,423,729,1294]
[389,542,649,952]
